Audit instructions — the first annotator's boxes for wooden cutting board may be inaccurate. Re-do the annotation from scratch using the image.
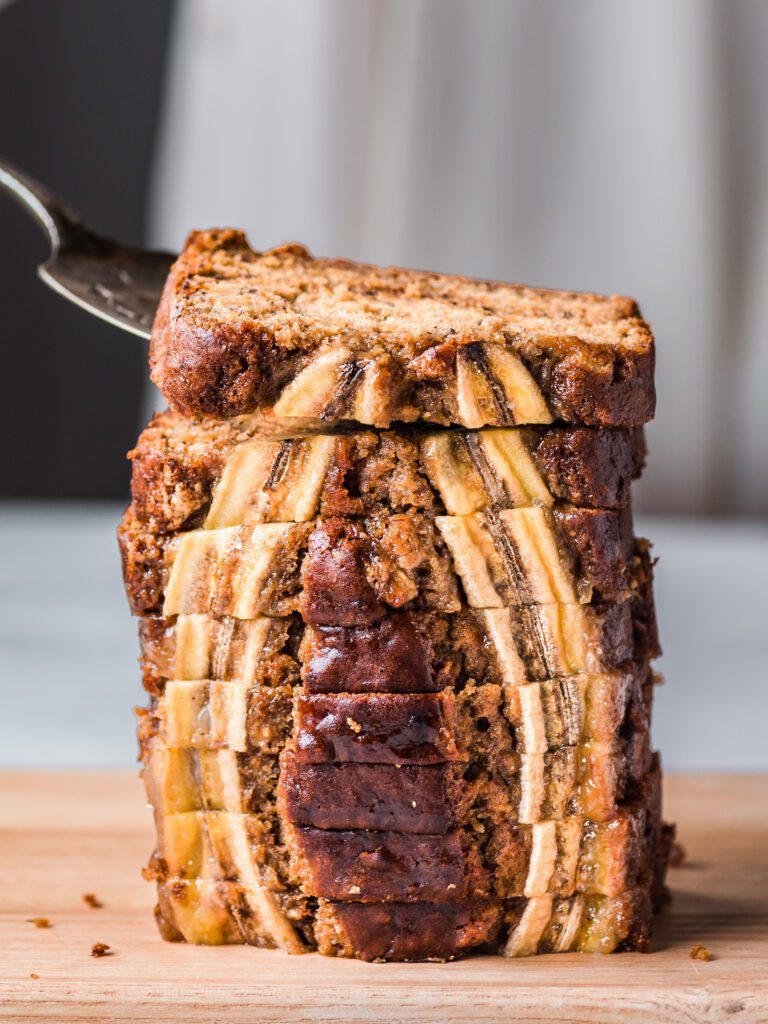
[0,772,766,1023]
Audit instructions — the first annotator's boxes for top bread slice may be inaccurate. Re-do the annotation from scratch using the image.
[150,230,655,428]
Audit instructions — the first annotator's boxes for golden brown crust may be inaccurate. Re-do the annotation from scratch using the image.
[150,230,655,427]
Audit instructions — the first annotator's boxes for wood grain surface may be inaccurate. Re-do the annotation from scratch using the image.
[0,772,766,1023]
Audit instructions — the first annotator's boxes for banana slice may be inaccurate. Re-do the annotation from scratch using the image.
[155,810,217,879]
[273,346,358,419]
[157,681,211,750]
[420,433,489,515]
[206,436,336,528]
[205,439,284,528]
[583,673,635,743]
[499,508,577,604]
[503,895,554,956]
[142,743,248,815]
[164,523,299,618]
[474,608,529,686]
[213,524,298,619]
[352,356,400,425]
[578,892,645,954]
[437,509,577,608]
[504,678,586,755]
[551,817,583,898]
[455,343,552,428]
[478,605,588,687]
[479,430,553,507]
[157,878,241,945]
[165,615,290,684]
[481,343,553,425]
[518,748,578,824]
[157,676,293,756]
[524,821,558,897]
[214,618,286,683]
[172,614,214,680]
[421,430,552,515]
[577,740,623,822]
[221,819,306,953]
[455,345,505,428]
[163,527,237,617]
[142,746,201,815]
[547,895,586,952]
[553,604,589,675]
[197,749,248,811]
[157,877,305,951]
[578,812,646,898]
[436,515,506,607]
[158,680,250,751]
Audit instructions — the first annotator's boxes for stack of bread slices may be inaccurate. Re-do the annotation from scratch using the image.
[119,230,671,962]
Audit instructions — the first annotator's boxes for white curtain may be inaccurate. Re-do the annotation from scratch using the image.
[150,0,768,516]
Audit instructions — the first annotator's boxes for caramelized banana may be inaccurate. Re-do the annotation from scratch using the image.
[504,888,652,956]
[206,436,336,527]
[436,509,578,606]
[272,347,359,419]
[455,343,552,428]
[155,877,305,951]
[163,523,309,618]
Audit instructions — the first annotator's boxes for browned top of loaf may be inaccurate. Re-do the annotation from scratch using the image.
[157,229,648,354]
[150,229,654,423]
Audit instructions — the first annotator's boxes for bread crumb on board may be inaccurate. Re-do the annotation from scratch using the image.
[82,893,104,909]
[29,973,39,980]
[689,943,712,961]
[26,918,52,929]
[90,942,112,958]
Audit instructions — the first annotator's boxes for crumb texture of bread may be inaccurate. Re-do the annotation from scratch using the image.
[150,230,655,427]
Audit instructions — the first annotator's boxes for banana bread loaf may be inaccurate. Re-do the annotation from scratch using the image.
[121,234,669,961]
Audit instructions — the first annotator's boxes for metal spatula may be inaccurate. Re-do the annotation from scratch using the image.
[0,158,175,339]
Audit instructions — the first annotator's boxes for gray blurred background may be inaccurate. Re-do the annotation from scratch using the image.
[0,0,766,769]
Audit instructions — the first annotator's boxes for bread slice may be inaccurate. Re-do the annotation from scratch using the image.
[118,504,650,620]
[130,410,646,533]
[141,611,657,724]
[150,230,655,428]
